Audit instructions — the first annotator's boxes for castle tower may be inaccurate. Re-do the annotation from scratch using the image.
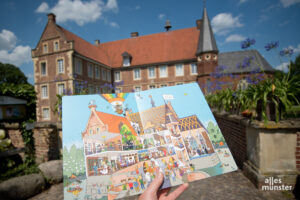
[196,5,219,94]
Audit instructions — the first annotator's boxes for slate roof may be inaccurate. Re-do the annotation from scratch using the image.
[196,7,218,55]
[218,50,274,74]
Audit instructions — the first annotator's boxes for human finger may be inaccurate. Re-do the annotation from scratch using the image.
[147,169,164,193]
[158,187,171,198]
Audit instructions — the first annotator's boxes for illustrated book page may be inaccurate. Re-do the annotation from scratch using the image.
[62,83,237,200]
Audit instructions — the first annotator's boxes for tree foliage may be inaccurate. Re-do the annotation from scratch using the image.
[0,62,28,84]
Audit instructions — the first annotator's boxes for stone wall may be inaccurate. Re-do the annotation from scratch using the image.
[33,122,62,164]
[213,111,300,189]
[0,123,25,160]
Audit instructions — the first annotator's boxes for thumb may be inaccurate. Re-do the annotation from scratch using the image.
[147,168,164,193]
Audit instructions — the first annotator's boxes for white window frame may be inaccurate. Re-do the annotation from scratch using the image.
[43,43,48,53]
[40,61,47,76]
[107,71,111,82]
[148,67,156,79]
[102,69,107,81]
[115,87,122,93]
[75,58,82,75]
[95,66,100,79]
[57,58,64,74]
[88,63,93,78]
[41,85,48,99]
[133,68,141,80]
[148,85,156,89]
[57,83,65,95]
[42,107,50,120]
[123,57,130,67]
[159,65,168,78]
[114,71,121,82]
[190,63,198,75]
[134,86,141,92]
[88,85,94,94]
[175,64,184,76]
[54,40,59,51]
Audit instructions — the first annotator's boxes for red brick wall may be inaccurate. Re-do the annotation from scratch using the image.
[213,113,247,169]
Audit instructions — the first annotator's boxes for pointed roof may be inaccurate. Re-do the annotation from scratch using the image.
[196,7,218,55]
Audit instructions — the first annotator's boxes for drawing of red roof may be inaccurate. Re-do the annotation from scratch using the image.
[95,111,137,136]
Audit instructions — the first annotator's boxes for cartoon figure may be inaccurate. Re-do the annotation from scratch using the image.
[128,178,134,191]
[133,178,140,192]
[100,93,128,114]
[139,176,145,190]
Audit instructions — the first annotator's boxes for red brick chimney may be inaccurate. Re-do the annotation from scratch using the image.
[131,32,139,37]
[47,13,56,23]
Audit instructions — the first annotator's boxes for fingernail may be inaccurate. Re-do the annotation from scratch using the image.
[159,168,163,173]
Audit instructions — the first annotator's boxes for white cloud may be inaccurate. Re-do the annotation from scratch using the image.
[105,0,118,12]
[239,0,247,4]
[211,13,243,35]
[109,22,119,28]
[0,29,17,51]
[135,5,140,10]
[275,62,289,72]
[0,29,31,66]
[35,2,49,13]
[288,44,300,54]
[0,45,31,66]
[225,34,246,43]
[259,15,269,23]
[26,73,34,79]
[35,0,119,26]
[158,14,166,20]
[280,0,300,7]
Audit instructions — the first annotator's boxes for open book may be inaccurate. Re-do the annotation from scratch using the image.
[62,83,237,200]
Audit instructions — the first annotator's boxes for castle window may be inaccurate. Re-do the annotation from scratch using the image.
[159,65,167,78]
[57,83,65,95]
[148,67,156,79]
[43,43,48,53]
[190,63,197,75]
[54,41,59,51]
[175,64,184,76]
[114,71,121,82]
[134,86,141,92]
[41,85,48,99]
[89,85,94,94]
[102,69,107,81]
[160,84,167,88]
[133,68,141,80]
[115,87,122,93]
[57,59,64,74]
[41,62,47,76]
[122,52,132,67]
[42,108,50,120]
[75,59,82,75]
[205,54,211,60]
[88,64,93,78]
[96,86,100,94]
[95,66,100,79]
[107,71,111,82]
[149,85,156,89]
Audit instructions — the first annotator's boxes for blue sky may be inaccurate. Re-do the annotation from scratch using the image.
[62,83,216,147]
[0,0,300,84]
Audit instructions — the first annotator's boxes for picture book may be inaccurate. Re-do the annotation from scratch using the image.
[62,83,237,200]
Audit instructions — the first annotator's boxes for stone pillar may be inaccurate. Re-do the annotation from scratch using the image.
[33,122,62,164]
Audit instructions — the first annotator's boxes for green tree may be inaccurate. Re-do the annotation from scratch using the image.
[206,121,225,147]
[0,62,28,84]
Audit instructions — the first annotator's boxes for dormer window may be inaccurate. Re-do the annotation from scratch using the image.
[122,52,132,67]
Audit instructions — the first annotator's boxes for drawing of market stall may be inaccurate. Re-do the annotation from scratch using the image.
[85,150,139,177]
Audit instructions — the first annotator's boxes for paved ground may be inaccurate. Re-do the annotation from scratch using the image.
[30,170,295,200]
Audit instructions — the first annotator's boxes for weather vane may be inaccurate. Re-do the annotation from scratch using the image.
[203,0,206,8]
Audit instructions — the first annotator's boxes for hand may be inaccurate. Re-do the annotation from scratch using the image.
[139,169,189,200]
